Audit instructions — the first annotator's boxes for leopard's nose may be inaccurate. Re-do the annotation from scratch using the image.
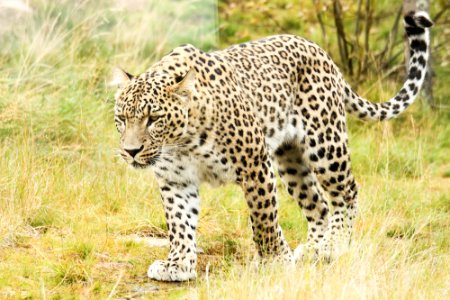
[124,145,144,158]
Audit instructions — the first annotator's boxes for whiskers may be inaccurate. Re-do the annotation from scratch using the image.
[114,138,204,168]
[114,148,129,161]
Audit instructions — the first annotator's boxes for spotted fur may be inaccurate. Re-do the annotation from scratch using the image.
[112,11,432,281]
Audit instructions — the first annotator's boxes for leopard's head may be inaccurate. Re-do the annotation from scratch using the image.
[112,66,195,168]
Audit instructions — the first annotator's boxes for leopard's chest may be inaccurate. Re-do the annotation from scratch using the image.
[153,145,236,186]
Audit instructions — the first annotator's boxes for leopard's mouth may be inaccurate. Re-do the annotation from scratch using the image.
[131,154,160,169]
[131,161,150,169]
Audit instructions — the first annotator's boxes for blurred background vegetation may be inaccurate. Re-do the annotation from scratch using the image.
[0,0,448,298]
[219,0,449,103]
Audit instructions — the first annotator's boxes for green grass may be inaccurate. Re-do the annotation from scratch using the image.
[0,0,449,299]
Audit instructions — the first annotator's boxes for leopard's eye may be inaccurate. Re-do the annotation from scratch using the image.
[117,115,126,123]
[147,115,160,127]
[114,115,126,133]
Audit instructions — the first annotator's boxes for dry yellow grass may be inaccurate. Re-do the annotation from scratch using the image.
[0,0,449,299]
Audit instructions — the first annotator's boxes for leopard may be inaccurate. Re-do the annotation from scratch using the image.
[111,11,433,281]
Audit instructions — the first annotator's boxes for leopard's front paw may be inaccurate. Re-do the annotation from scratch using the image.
[147,260,196,282]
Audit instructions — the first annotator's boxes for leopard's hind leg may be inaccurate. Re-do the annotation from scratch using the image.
[274,142,330,260]
[303,135,359,260]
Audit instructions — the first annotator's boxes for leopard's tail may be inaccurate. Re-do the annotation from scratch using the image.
[344,11,433,121]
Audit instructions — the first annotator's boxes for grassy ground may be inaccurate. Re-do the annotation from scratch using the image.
[0,0,449,299]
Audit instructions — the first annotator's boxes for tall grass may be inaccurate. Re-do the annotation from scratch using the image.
[0,0,448,299]
[0,0,217,239]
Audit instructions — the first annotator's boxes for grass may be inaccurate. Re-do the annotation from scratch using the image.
[0,0,449,299]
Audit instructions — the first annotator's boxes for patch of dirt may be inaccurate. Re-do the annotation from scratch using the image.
[119,224,167,238]
[95,261,133,270]
[117,283,160,299]
[117,275,193,299]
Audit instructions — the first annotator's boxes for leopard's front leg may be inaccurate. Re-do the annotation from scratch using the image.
[242,158,293,263]
[147,182,199,281]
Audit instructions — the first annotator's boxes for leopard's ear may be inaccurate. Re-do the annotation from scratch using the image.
[110,67,133,88]
[172,69,196,100]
